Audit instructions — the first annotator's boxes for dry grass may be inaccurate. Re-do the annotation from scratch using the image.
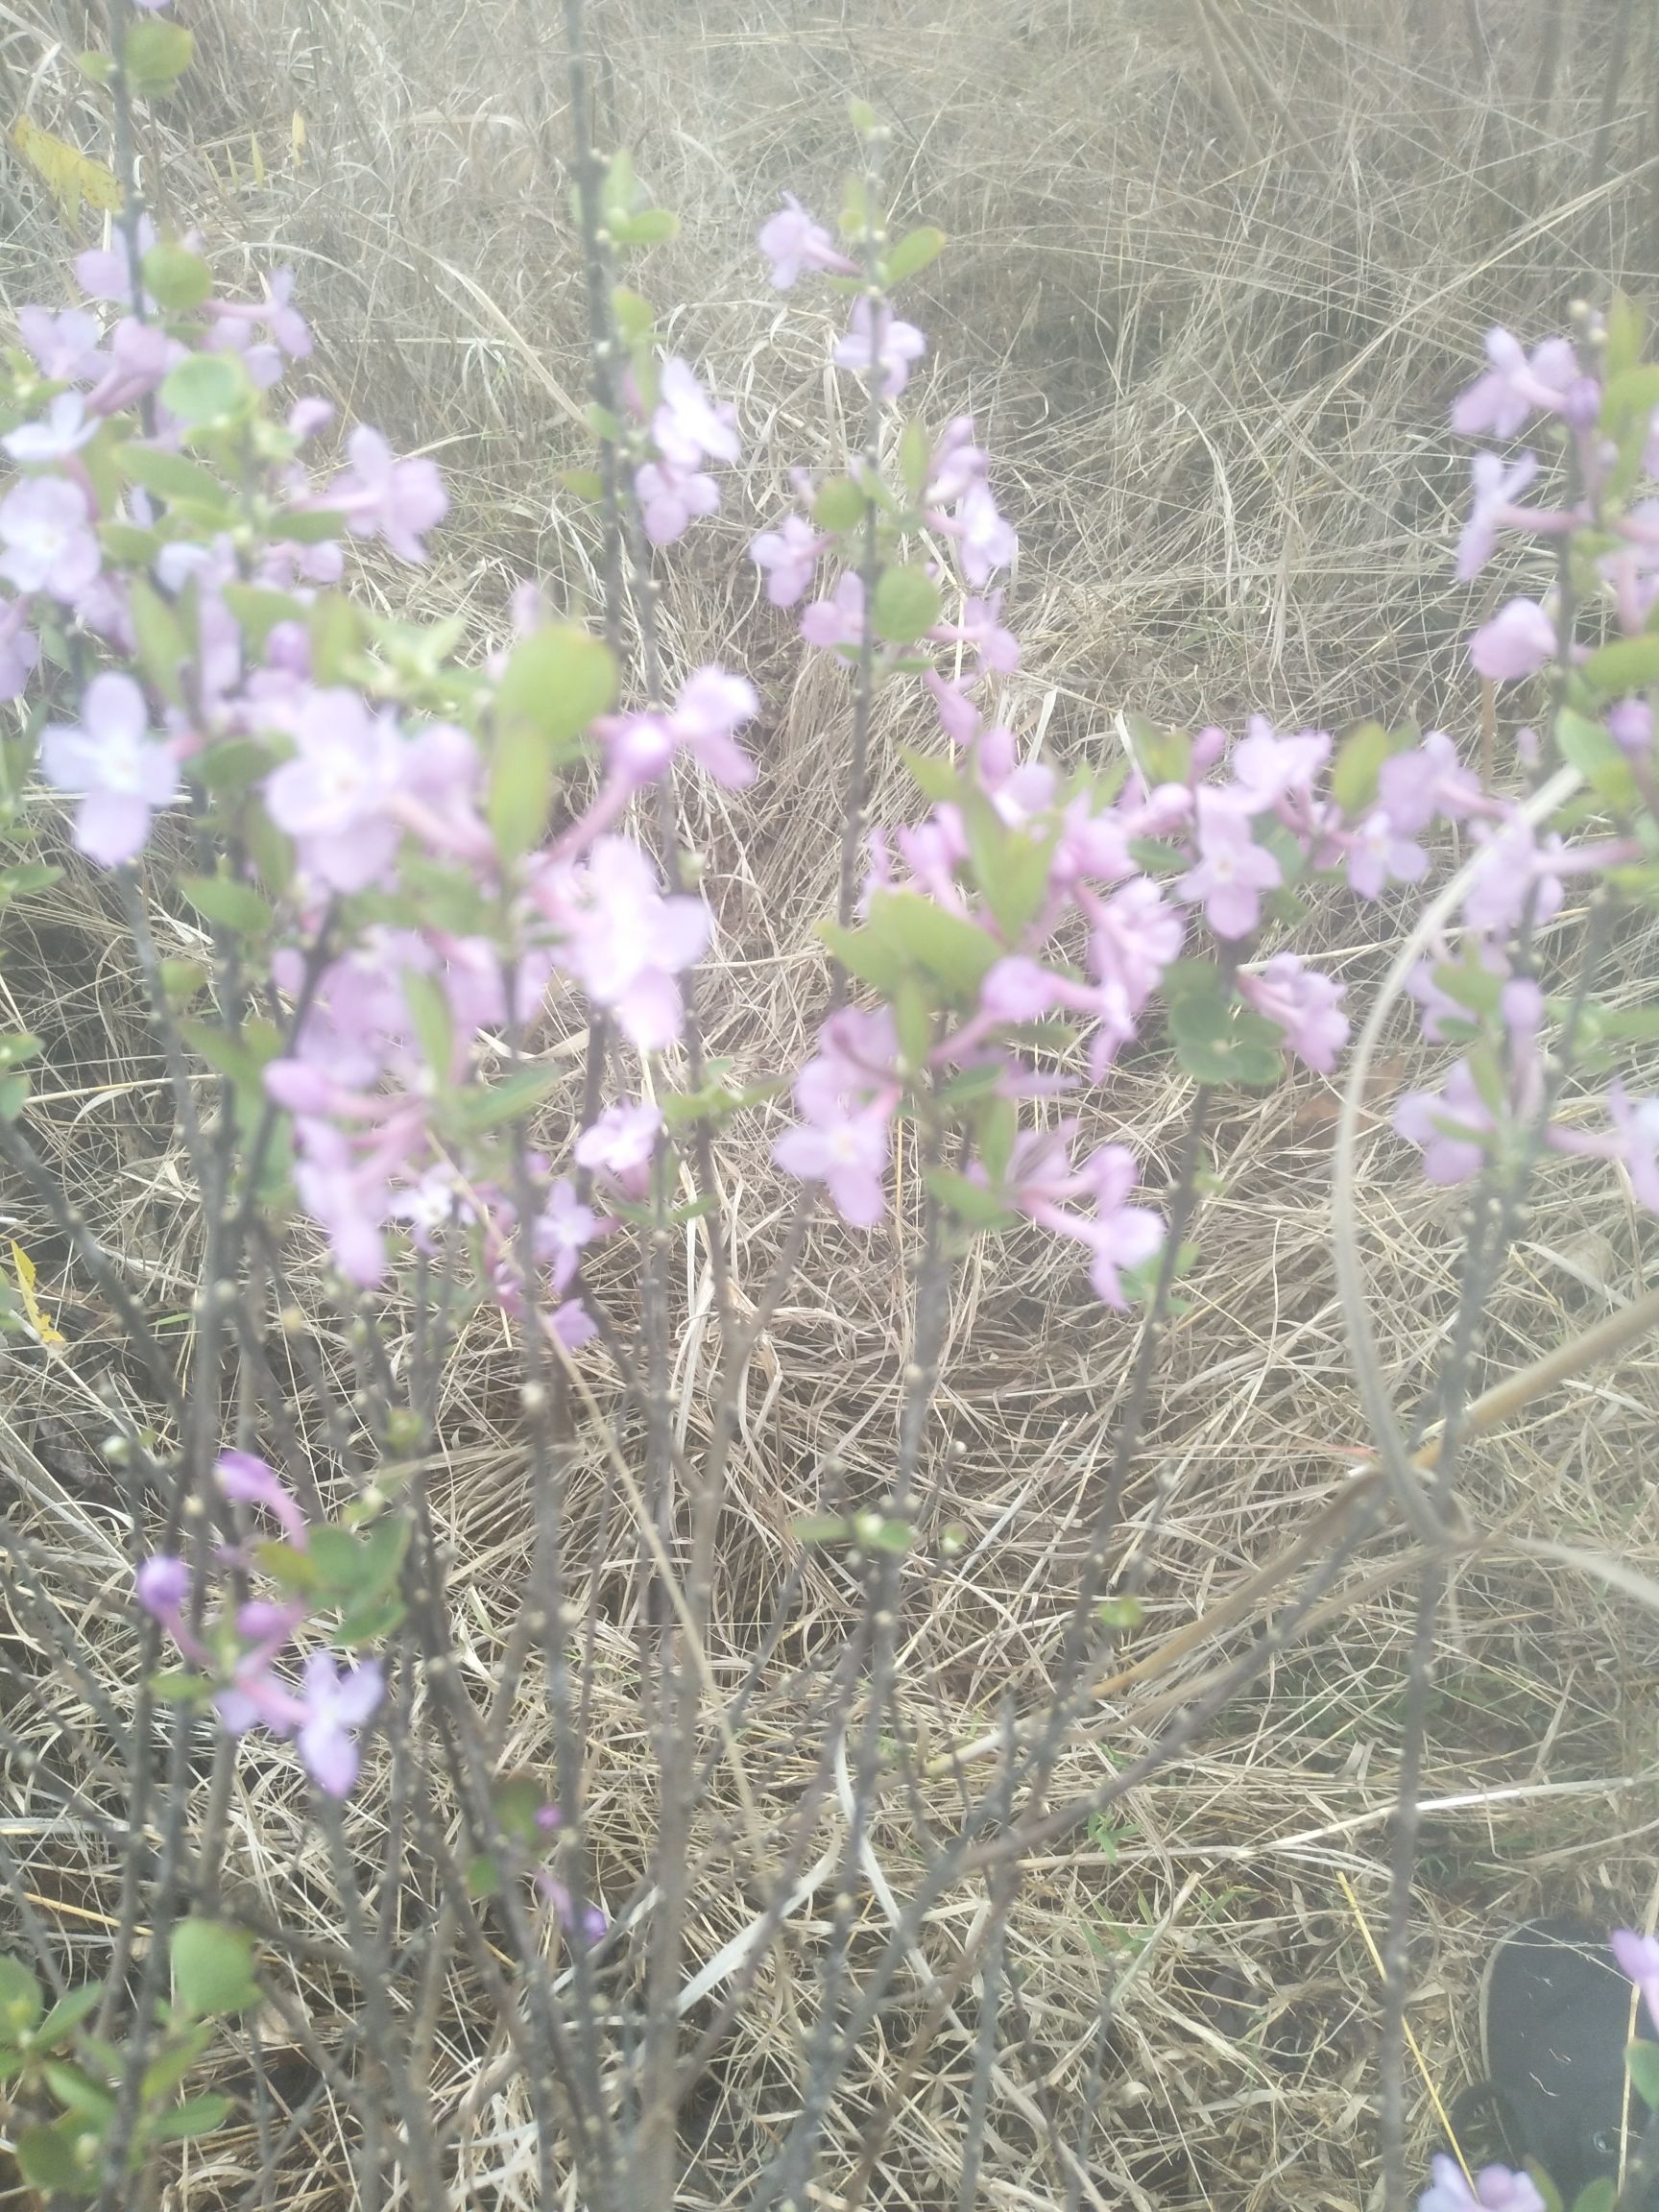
[6,0,1659,2205]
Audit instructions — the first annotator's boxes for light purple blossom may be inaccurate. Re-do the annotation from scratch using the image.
[1417,2154,1544,2212]
[930,589,1021,674]
[1608,698,1652,757]
[799,569,867,654]
[0,475,101,601]
[534,836,711,1051]
[952,480,1017,588]
[16,305,103,382]
[1178,791,1282,939]
[832,298,926,399]
[3,391,98,467]
[575,1100,662,1201]
[1456,450,1542,581]
[1461,818,1567,937]
[75,215,157,309]
[295,1649,383,1797]
[750,513,825,606]
[263,690,407,892]
[1393,1060,1495,1184]
[1607,1085,1659,1213]
[217,1450,309,1550]
[1612,1928,1659,2030]
[1003,1129,1164,1309]
[39,672,179,867]
[757,194,854,288]
[652,358,739,471]
[534,1179,601,1296]
[329,425,448,564]
[637,458,720,545]
[1227,718,1331,813]
[1344,807,1429,900]
[1376,731,1484,835]
[1452,327,1578,440]
[772,1103,891,1227]
[1238,953,1349,1073]
[0,601,38,700]
[669,665,759,788]
[136,1554,191,1621]
[1469,598,1554,683]
[1089,877,1185,1022]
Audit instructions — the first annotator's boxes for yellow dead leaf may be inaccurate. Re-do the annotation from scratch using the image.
[11,117,121,229]
[250,132,266,188]
[10,1240,64,1346]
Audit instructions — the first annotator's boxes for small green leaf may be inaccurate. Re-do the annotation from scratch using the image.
[139,2021,214,2103]
[1556,708,1640,811]
[169,1917,258,2017]
[447,1061,565,1135]
[1331,720,1395,818]
[148,2092,233,2143]
[1585,634,1659,694]
[559,468,606,502]
[1606,288,1646,380]
[791,1513,851,1546]
[1569,2180,1616,2212]
[1097,1595,1143,1631]
[180,875,273,935]
[898,418,931,501]
[1627,2036,1659,2108]
[848,96,880,137]
[1165,962,1284,1089]
[817,918,909,997]
[36,1985,103,2049]
[611,286,654,344]
[129,575,187,707]
[0,1955,42,2038]
[813,476,867,532]
[16,2115,98,2194]
[116,442,233,516]
[872,564,943,644]
[125,16,194,93]
[612,207,678,247]
[1123,712,1190,790]
[1600,363,1659,432]
[221,583,304,653]
[466,1851,502,1899]
[885,225,945,284]
[867,889,999,998]
[0,1032,42,1070]
[0,863,61,909]
[141,243,213,312]
[0,1073,28,1120]
[159,351,252,429]
[924,1166,1017,1232]
[42,2061,116,2124]
[490,626,616,859]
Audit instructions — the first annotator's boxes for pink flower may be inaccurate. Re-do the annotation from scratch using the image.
[1607,1084,1659,1212]
[757,194,853,288]
[952,480,1017,587]
[295,1650,383,1797]
[1376,731,1484,834]
[750,514,825,607]
[669,665,759,788]
[1461,818,1566,936]
[216,1450,309,1550]
[1004,1128,1164,1308]
[773,1103,890,1226]
[16,305,103,382]
[1177,791,1282,939]
[1089,878,1184,1019]
[293,1121,398,1286]
[1608,698,1653,757]
[1452,327,1577,440]
[926,419,990,507]
[75,215,156,309]
[795,1007,902,1119]
[0,601,39,701]
[263,690,406,891]
[1393,1060,1495,1184]
[1344,807,1429,900]
[0,476,101,602]
[930,589,1021,675]
[1238,952,1349,1072]
[1417,2153,1544,2212]
[1612,1928,1659,2029]
[39,672,179,867]
[799,569,867,653]
[1227,718,1331,813]
[136,1554,191,1623]
[979,957,1059,1022]
[1456,450,1542,581]
[832,298,926,399]
[536,835,711,1050]
[534,1179,601,1296]
[651,358,739,470]
[3,391,97,467]
[636,458,720,545]
[204,267,312,361]
[1469,597,1554,683]
[329,425,447,563]
[575,1100,661,1200]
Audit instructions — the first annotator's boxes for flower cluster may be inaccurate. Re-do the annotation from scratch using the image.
[137,1454,384,1797]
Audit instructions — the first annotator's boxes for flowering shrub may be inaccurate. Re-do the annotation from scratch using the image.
[4,8,1659,2210]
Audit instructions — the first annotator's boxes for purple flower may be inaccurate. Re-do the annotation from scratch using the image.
[575,1100,662,1201]
[652,358,739,471]
[0,601,38,701]
[1238,953,1349,1073]
[1227,718,1331,813]
[799,570,867,654]
[669,665,759,788]
[39,672,179,867]
[263,690,406,892]
[1456,450,1542,581]
[1376,731,1484,835]
[1469,598,1554,683]
[926,418,990,507]
[1089,877,1184,1021]
[16,305,103,382]
[3,392,97,467]
[750,514,825,607]
[534,1179,601,1296]
[296,1649,383,1797]
[930,589,1021,675]
[75,215,157,309]
[1393,1060,1495,1184]
[329,426,447,564]
[1177,791,1282,939]
[1462,818,1566,937]
[773,1103,890,1226]
[0,476,101,602]
[832,298,926,399]
[1452,327,1577,440]
[1607,1084,1659,1212]
[1344,806,1429,900]
[1417,2153,1544,2212]
[1004,1129,1164,1308]
[136,1554,191,1622]
[636,458,720,546]
[1613,1928,1659,2028]
[216,1451,309,1550]
[292,1121,398,1286]
[757,194,853,288]
[533,836,711,1050]
[952,480,1017,587]
[1608,697,1653,757]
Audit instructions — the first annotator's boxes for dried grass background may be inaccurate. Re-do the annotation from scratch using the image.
[4,0,1659,2206]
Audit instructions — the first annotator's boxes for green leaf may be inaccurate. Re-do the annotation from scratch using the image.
[1570,2180,1616,2212]
[490,626,616,859]
[125,16,194,93]
[848,96,880,137]
[867,889,999,998]
[1165,962,1284,1089]
[1600,362,1659,432]
[1123,712,1190,790]
[159,351,252,429]
[466,1851,502,1899]
[138,2021,214,2103]
[611,286,654,345]
[600,147,637,226]
[612,207,678,247]
[899,746,961,805]
[1096,1595,1143,1631]
[222,583,304,653]
[792,1513,851,1546]
[36,1984,103,2049]
[116,442,233,517]
[0,1955,42,2038]
[816,918,909,997]
[42,2061,116,2124]
[0,1073,28,1120]
[898,418,931,501]
[872,564,943,644]
[401,971,454,1084]
[963,792,1055,939]
[559,468,606,501]
[149,2092,233,2143]
[1331,720,1395,818]
[854,1513,912,1554]
[813,476,867,532]
[924,1166,1017,1232]
[16,2115,99,2194]
[149,1666,212,1705]
[1585,633,1659,694]
[0,863,61,909]
[100,520,161,565]
[885,225,946,284]
[141,243,212,312]
[129,575,187,707]
[180,874,273,936]
[278,506,347,545]
[169,1917,258,2017]
[1627,2036,1659,2108]
[1556,708,1640,811]
[331,1591,405,1647]
[0,1032,42,1071]
[447,1061,565,1135]
[308,592,363,685]
[1607,288,1646,380]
